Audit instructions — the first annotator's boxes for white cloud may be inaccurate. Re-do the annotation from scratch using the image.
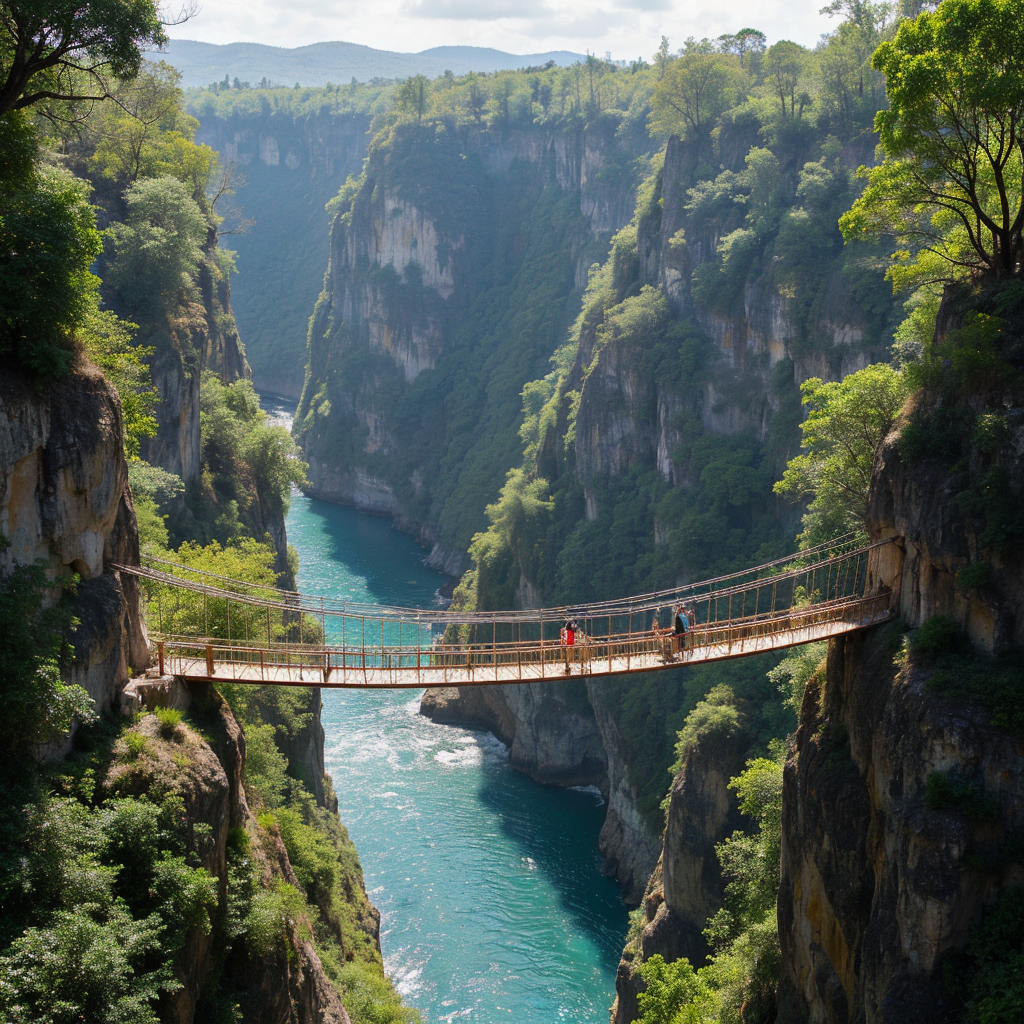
[165,0,835,60]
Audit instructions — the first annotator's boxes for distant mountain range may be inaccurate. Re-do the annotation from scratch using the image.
[155,39,587,89]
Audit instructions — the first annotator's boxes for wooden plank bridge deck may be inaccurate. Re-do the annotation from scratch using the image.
[117,536,897,690]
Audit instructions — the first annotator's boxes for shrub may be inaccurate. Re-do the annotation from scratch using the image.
[671,685,742,774]
[911,615,968,661]
[925,772,998,822]
[124,731,149,760]
[154,706,182,737]
[0,124,104,381]
[335,961,423,1024]
[243,879,313,960]
[105,175,207,317]
[955,563,993,595]
[0,551,96,762]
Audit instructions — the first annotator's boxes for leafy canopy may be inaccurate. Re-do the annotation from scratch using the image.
[842,0,1024,284]
[774,363,910,546]
[0,115,104,380]
[649,51,745,147]
[105,174,207,316]
[0,0,167,115]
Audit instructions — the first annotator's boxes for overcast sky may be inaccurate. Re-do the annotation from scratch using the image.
[164,0,838,59]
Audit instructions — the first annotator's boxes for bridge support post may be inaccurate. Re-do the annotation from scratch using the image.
[157,641,164,677]
[205,644,214,678]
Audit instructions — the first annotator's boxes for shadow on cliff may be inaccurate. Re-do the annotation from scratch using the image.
[476,766,629,975]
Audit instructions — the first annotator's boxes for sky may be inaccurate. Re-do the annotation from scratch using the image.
[163,0,839,60]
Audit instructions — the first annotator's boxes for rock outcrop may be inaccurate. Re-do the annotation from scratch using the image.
[107,682,355,1024]
[611,711,753,1022]
[777,311,1024,1022]
[137,232,251,487]
[0,367,148,714]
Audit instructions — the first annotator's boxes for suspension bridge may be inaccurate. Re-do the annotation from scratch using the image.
[114,535,897,689]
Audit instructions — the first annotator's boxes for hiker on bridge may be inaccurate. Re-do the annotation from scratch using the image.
[561,618,578,675]
[651,613,672,663]
[672,604,688,658]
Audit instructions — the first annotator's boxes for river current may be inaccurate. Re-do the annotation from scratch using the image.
[266,397,628,1023]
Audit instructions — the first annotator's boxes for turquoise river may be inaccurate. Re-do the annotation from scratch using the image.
[271,400,629,1022]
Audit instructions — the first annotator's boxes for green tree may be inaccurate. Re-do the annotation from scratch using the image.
[649,52,743,149]
[740,147,785,236]
[105,174,207,316]
[764,41,810,117]
[0,137,104,378]
[704,757,784,952]
[718,28,766,70]
[0,550,96,761]
[774,363,910,545]
[80,306,157,458]
[842,0,1024,284]
[396,74,428,121]
[654,36,671,78]
[636,955,714,1023]
[0,0,167,114]
[89,61,215,192]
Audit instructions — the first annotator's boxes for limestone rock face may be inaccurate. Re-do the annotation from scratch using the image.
[610,717,752,1023]
[587,681,663,903]
[777,628,1024,1024]
[778,353,1024,1022]
[0,368,148,714]
[138,233,251,488]
[296,118,645,575]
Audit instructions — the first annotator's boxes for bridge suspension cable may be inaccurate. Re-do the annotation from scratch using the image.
[113,536,896,689]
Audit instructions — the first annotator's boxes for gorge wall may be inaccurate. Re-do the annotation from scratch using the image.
[419,117,896,899]
[294,114,645,575]
[0,364,380,1023]
[774,292,1024,1023]
[0,368,148,717]
[193,100,372,398]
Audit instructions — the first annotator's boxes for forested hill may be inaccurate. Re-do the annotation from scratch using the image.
[162,39,586,89]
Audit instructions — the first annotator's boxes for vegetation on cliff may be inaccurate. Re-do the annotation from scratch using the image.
[622,1,1024,1019]
[0,16,414,1021]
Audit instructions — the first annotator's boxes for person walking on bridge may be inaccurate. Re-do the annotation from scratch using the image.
[671,604,688,659]
[561,618,577,675]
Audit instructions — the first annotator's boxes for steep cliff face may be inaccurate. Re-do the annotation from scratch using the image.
[777,626,1024,1024]
[611,713,754,1022]
[0,367,148,713]
[426,125,896,904]
[138,234,251,487]
[296,116,646,574]
[587,680,664,904]
[194,107,372,397]
[777,308,1024,1022]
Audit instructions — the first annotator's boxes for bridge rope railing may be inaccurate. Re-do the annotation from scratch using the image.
[148,591,892,687]
[115,532,873,624]
[115,538,896,684]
